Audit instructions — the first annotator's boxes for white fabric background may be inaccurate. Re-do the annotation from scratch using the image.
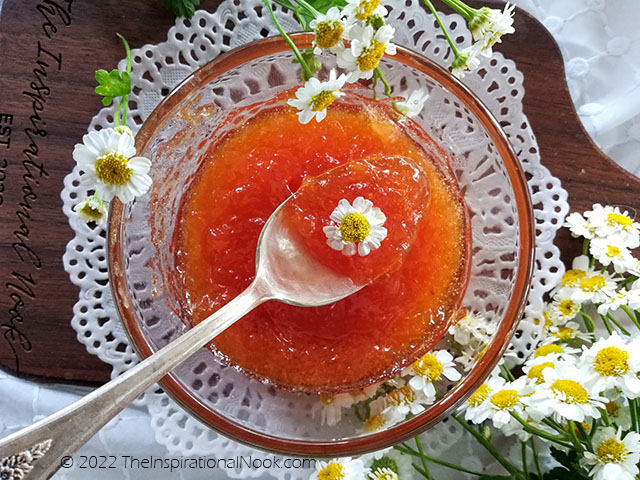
[1,1,638,478]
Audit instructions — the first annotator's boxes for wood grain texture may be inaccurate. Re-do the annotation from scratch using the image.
[0,0,638,385]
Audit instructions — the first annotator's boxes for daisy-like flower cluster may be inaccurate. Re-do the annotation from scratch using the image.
[72,127,152,226]
[287,0,431,123]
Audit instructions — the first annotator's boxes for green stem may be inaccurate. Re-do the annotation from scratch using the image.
[422,0,460,54]
[567,421,585,454]
[113,33,133,127]
[576,422,593,451]
[599,408,612,427]
[374,67,392,96]
[605,313,631,336]
[621,306,640,331]
[513,414,573,448]
[438,0,475,19]
[262,0,314,80]
[530,438,543,480]
[501,363,515,381]
[453,415,525,479]
[521,441,529,479]
[414,437,434,480]
[582,238,590,255]
[580,306,596,337]
[292,0,320,17]
[599,312,613,334]
[621,275,639,287]
[630,398,639,433]
[395,444,486,476]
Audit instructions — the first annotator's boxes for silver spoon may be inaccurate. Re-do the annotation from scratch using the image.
[0,195,363,479]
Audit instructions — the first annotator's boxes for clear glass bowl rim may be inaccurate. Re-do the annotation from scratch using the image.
[107,33,535,457]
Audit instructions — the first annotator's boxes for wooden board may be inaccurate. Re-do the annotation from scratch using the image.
[0,0,639,385]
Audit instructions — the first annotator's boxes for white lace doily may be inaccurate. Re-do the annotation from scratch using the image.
[61,1,569,478]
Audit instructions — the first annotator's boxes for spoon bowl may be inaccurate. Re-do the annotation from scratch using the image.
[0,192,362,479]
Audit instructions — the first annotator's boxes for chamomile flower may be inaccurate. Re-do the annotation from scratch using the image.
[550,255,590,298]
[392,90,429,118]
[382,385,430,419]
[448,311,496,346]
[581,332,640,398]
[312,393,356,426]
[405,350,461,401]
[310,458,366,480]
[363,448,414,480]
[451,47,481,79]
[523,360,556,385]
[603,391,633,430]
[581,427,640,480]
[73,127,152,203]
[528,360,605,423]
[324,197,387,256]
[586,204,640,248]
[287,70,347,124]
[543,322,591,344]
[530,343,579,363]
[468,3,515,56]
[597,288,640,315]
[625,256,640,277]
[568,269,618,305]
[337,24,396,81]
[310,7,347,55]
[564,211,597,240]
[469,377,532,428]
[73,195,108,225]
[590,237,633,273]
[342,0,387,21]
[549,296,581,325]
[363,408,405,432]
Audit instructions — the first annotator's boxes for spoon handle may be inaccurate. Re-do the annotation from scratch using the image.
[0,283,266,480]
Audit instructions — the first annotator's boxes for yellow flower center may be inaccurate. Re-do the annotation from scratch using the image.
[606,245,622,258]
[543,311,553,330]
[413,353,443,381]
[387,385,416,406]
[320,394,334,405]
[579,276,606,292]
[356,0,381,20]
[490,389,519,410]
[551,379,589,404]
[357,40,387,72]
[557,299,578,318]
[606,401,621,418]
[534,344,564,358]
[319,462,345,480]
[79,203,104,221]
[364,413,386,432]
[555,327,576,341]
[594,346,629,377]
[468,384,491,406]
[561,269,586,287]
[94,151,133,186]
[595,438,628,464]
[339,212,371,242]
[371,468,399,480]
[315,21,344,49]
[527,362,554,384]
[311,90,337,112]
[607,212,633,229]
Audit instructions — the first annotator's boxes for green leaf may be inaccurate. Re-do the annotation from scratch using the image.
[94,69,130,106]
[162,0,201,18]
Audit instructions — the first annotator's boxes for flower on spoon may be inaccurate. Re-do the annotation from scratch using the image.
[72,127,152,203]
[288,69,347,124]
[324,197,387,256]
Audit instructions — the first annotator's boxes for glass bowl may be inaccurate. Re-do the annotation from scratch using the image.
[108,33,534,456]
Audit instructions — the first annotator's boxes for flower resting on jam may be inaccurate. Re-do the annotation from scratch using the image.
[287,69,348,124]
[323,197,388,256]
